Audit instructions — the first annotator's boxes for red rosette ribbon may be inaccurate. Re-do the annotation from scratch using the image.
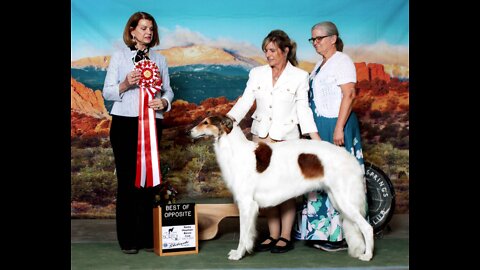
[134,59,163,188]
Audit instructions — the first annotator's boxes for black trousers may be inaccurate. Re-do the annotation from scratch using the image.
[110,115,163,250]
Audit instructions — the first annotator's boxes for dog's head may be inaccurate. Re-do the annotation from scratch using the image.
[189,115,234,140]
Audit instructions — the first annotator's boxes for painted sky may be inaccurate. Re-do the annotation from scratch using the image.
[71,0,409,61]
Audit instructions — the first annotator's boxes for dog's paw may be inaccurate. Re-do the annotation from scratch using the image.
[347,246,364,258]
[358,252,373,261]
[228,249,244,260]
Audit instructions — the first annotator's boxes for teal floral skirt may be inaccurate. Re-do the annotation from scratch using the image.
[293,112,365,241]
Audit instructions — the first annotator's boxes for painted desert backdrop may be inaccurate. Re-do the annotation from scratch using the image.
[71,0,409,218]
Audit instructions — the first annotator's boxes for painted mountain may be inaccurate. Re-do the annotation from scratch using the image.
[71,45,408,107]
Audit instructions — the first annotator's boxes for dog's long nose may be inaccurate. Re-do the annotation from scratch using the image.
[184,128,196,143]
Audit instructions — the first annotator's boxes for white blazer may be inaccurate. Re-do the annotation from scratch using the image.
[228,62,317,141]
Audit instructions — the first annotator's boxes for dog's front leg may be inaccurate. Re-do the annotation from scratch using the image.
[228,199,259,260]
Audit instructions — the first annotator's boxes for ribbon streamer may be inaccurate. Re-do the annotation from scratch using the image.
[134,59,163,188]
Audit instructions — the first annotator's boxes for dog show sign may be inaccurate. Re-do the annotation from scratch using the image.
[154,203,198,256]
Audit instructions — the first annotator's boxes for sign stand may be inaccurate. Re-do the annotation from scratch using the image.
[154,203,198,256]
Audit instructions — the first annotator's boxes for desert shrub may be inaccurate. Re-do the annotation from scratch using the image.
[356,79,371,90]
[187,143,217,170]
[385,97,399,111]
[363,142,409,213]
[71,137,82,148]
[71,146,116,172]
[388,77,402,89]
[187,144,211,164]
[401,111,409,122]
[395,136,409,150]
[184,158,204,181]
[363,143,409,178]
[381,111,391,119]
[79,136,102,148]
[169,142,225,198]
[160,144,192,170]
[399,126,409,138]
[91,148,115,172]
[371,78,389,96]
[101,138,111,148]
[71,168,117,206]
[353,97,374,116]
[379,123,400,142]
[359,122,380,142]
[71,148,96,169]
[71,159,83,173]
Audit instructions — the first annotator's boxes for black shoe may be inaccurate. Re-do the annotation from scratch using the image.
[122,249,139,254]
[311,240,348,252]
[254,236,278,252]
[270,237,294,253]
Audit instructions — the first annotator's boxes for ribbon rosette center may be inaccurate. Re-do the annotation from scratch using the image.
[142,69,152,79]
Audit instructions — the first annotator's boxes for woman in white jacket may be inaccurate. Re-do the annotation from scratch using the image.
[227,29,320,253]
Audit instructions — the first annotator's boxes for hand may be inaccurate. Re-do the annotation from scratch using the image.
[309,132,322,141]
[149,98,167,111]
[333,129,344,146]
[155,71,162,86]
[126,71,141,87]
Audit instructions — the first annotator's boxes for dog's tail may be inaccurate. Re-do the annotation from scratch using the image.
[327,182,374,261]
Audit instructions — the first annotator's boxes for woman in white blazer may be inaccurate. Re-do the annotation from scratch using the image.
[227,30,320,253]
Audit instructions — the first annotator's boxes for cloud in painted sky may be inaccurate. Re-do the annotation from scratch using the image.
[345,41,409,67]
[158,26,263,57]
[72,26,409,68]
[71,40,111,61]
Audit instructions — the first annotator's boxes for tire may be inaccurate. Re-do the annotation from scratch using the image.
[364,162,396,233]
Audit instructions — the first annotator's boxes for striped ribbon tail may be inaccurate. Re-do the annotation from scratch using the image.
[134,59,163,188]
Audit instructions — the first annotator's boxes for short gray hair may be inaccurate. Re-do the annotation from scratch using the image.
[311,21,343,52]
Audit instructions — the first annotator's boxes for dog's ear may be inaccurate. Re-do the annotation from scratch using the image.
[221,115,234,134]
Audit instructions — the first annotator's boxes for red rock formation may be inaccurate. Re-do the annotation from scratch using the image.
[354,78,409,114]
[71,77,110,119]
[355,62,369,82]
[163,97,236,127]
[71,111,111,138]
[71,77,111,138]
[367,63,390,82]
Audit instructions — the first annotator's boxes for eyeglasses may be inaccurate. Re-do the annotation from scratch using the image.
[308,35,331,44]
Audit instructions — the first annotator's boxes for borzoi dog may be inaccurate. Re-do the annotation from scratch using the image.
[189,115,373,261]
